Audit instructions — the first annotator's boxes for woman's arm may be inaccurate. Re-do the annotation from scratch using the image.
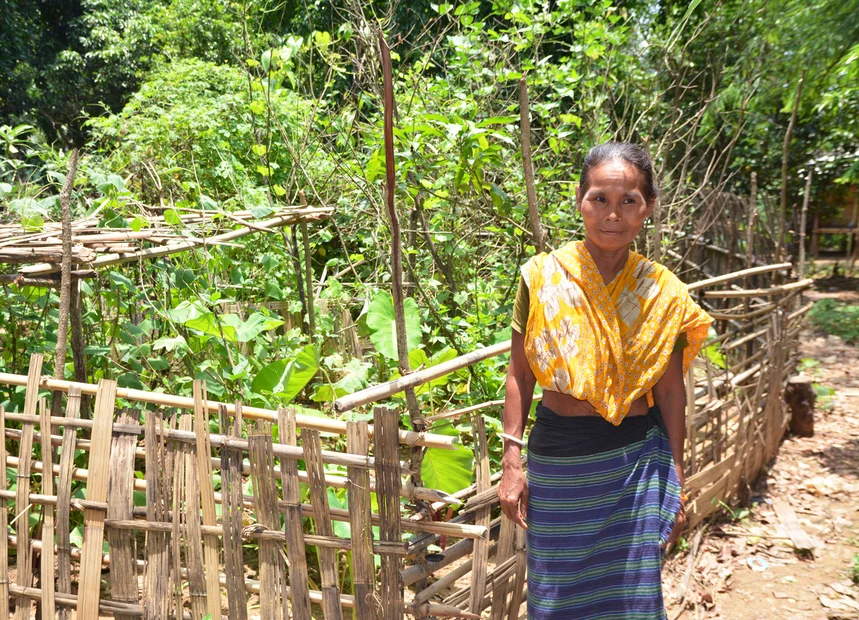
[652,349,686,487]
[499,328,537,528]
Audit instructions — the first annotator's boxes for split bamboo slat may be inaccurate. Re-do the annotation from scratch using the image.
[193,383,222,616]
[143,410,172,620]
[347,420,377,620]
[77,378,117,619]
[38,398,56,618]
[0,407,8,620]
[55,386,80,620]
[277,407,313,617]
[220,403,248,620]
[375,405,405,619]
[469,415,491,613]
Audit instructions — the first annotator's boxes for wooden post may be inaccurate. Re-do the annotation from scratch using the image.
[299,190,316,334]
[374,406,404,619]
[519,75,546,254]
[470,415,491,613]
[143,411,172,619]
[193,382,222,616]
[220,403,248,620]
[798,168,813,279]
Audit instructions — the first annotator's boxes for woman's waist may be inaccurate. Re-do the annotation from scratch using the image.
[541,390,650,417]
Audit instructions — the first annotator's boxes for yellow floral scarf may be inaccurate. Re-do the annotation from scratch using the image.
[522,240,712,425]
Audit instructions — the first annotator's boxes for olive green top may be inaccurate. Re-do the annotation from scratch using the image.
[511,275,688,351]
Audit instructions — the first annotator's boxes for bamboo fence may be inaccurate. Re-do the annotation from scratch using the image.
[0,260,811,618]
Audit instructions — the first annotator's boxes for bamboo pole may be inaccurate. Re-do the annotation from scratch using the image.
[193,383,222,616]
[39,399,56,617]
[777,71,805,263]
[0,407,8,620]
[0,372,455,449]
[703,278,813,298]
[686,263,791,291]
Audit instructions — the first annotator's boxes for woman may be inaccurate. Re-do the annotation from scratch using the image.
[499,142,712,619]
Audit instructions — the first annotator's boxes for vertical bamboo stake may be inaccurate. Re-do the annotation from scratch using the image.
[14,353,42,620]
[56,386,80,620]
[144,411,172,619]
[250,422,288,620]
[69,280,90,418]
[489,515,516,619]
[519,75,546,254]
[374,405,404,620]
[77,379,117,619]
[38,398,56,617]
[193,382,222,616]
[52,148,80,418]
[180,413,208,620]
[0,406,8,620]
[777,70,805,264]
[798,168,813,279]
[278,408,312,618]
[506,526,528,620]
[347,420,376,620]
[303,427,343,620]
[686,366,697,476]
[220,403,248,620]
[107,410,139,620]
[377,29,426,501]
[171,414,186,616]
[470,416,491,613]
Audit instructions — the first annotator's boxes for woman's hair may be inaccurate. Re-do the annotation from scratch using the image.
[579,142,659,201]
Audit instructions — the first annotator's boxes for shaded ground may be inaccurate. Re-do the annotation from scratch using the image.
[662,286,859,620]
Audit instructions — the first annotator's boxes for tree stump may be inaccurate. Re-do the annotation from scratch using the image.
[786,376,816,437]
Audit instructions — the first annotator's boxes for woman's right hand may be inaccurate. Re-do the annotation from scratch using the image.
[498,464,529,529]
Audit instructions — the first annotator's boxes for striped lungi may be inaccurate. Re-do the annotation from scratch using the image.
[526,404,681,619]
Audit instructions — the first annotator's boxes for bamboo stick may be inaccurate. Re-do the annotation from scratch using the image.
[37,399,56,617]
[519,75,546,253]
[686,262,791,291]
[106,410,139,620]
[374,406,405,619]
[470,416,491,613]
[334,341,512,412]
[703,278,813,298]
[220,403,247,620]
[143,411,172,619]
[14,353,41,620]
[0,407,7,620]
[55,387,80,620]
[192,383,222,616]
[278,408,312,617]
[0,372,455,449]
[505,526,528,620]
[78,379,117,619]
[304,427,343,619]
[180,414,208,620]
[347,420,377,619]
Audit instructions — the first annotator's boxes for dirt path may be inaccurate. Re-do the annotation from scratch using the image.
[663,301,859,619]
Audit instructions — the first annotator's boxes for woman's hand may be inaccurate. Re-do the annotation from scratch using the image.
[668,502,687,545]
[499,461,529,529]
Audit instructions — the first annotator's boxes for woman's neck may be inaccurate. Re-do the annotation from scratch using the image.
[583,237,630,284]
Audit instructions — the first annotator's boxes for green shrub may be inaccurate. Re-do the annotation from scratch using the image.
[808,299,859,343]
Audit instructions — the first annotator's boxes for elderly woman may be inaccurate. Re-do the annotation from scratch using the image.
[499,142,712,619]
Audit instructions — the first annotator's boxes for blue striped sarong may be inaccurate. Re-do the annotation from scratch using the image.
[526,405,681,619]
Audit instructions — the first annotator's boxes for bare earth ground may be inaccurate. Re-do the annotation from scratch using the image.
[662,288,859,620]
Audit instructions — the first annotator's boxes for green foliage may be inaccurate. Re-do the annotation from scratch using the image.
[421,424,474,495]
[251,344,319,403]
[808,299,859,343]
[852,553,859,584]
[365,291,422,361]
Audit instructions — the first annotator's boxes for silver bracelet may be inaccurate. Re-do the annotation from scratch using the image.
[499,432,526,447]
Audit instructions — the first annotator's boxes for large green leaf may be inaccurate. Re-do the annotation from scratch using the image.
[366,291,421,360]
[252,344,319,402]
[311,358,372,402]
[221,312,284,342]
[421,424,472,495]
[168,302,282,343]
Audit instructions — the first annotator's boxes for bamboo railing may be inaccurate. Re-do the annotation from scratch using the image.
[0,260,811,619]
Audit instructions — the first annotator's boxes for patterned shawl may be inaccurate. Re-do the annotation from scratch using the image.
[521,240,712,425]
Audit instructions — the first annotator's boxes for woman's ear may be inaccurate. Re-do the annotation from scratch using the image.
[645,197,656,220]
[575,186,583,212]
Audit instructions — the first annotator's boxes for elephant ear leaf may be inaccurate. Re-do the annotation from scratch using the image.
[252,344,319,402]
[421,424,473,495]
[366,291,421,360]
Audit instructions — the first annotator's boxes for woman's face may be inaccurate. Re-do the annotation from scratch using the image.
[576,159,654,253]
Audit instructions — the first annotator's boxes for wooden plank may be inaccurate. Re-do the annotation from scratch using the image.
[107,410,140,620]
[143,411,173,619]
[470,415,491,613]
[55,386,81,620]
[303,427,343,620]
[249,422,288,620]
[772,499,816,554]
[220,402,248,620]
[373,405,404,620]
[77,378,117,619]
[193,382,222,616]
[14,352,42,620]
[0,406,9,620]
[38,397,56,618]
[347,420,376,620]
[180,413,208,620]
[278,407,312,618]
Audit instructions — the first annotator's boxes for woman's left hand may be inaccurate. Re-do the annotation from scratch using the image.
[668,503,687,545]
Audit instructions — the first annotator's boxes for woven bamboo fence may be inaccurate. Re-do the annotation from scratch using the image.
[0,260,811,619]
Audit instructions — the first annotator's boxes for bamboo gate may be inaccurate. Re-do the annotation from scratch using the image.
[0,256,812,619]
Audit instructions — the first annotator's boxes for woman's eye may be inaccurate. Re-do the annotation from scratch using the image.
[593,196,607,203]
